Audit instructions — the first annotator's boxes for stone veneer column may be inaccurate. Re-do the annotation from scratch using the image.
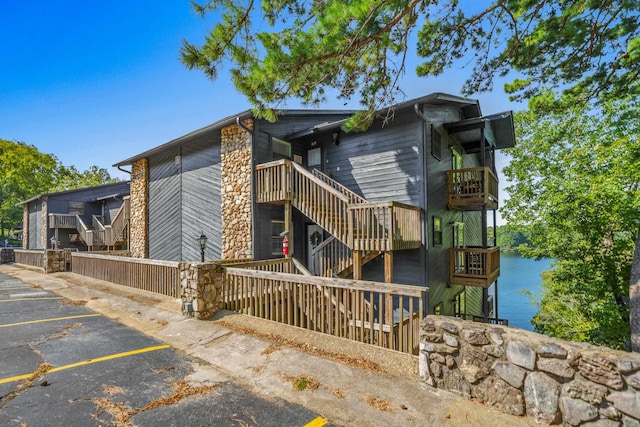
[221,120,253,260]
[40,199,48,250]
[129,158,149,258]
[22,205,29,249]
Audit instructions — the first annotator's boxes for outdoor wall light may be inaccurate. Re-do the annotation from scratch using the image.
[332,131,340,145]
[184,300,193,317]
[198,232,208,262]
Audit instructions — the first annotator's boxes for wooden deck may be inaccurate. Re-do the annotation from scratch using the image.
[449,247,500,288]
[447,167,499,210]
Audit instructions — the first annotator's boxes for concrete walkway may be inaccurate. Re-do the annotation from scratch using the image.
[0,264,537,427]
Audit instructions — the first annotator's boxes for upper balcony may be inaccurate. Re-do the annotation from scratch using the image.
[449,246,500,288]
[447,167,498,210]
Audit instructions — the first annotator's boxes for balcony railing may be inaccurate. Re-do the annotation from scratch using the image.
[449,247,500,288]
[255,160,422,252]
[447,167,498,210]
[49,213,77,229]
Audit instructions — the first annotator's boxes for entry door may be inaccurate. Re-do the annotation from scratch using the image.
[306,224,324,273]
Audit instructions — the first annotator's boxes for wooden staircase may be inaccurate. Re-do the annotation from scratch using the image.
[49,197,130,251]
[255,159,422,278]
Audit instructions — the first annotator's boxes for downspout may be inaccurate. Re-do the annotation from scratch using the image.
[236,117,256,260]
[414,103,430,315]
[117,165,131,175]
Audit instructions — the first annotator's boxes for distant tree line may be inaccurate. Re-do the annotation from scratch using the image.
[495,225,532,253]
[0,139,118,239]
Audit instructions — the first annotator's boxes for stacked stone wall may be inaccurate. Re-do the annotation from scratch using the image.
[179,262,224,319]
[129,159,149,258]
[22,206,28,249]
[221,121,253,260]
[44,250,67,273]
[40,199,48,250]
[420,316,640,425]
[1,249,15,263]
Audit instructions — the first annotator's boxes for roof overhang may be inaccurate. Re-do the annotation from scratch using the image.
[286,92,482,140]
[114,111,255,167]
[16,181,130,207]
[443,111,516,152]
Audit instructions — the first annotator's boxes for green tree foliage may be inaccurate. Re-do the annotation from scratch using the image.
[54,165,118,192]
[181,0,639,129]
[0,139,59,235]
[496,225,530,253]
[0,139,118,237]
[502,98,640,350]
[183,0,640,349]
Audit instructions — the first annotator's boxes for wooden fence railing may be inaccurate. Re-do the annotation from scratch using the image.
[71,252,180,298]
[14,250,44,268]
[223,261,426,355]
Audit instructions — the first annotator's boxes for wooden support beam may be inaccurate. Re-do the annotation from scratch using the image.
[352,250,362,280]
[284,202,292,258]
[384,251,393,324]
[384,251,393,283]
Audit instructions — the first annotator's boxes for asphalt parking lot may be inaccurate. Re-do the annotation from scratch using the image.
[0,272,328,427]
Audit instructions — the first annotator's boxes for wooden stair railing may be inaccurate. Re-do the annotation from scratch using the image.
[75,215,94,248]
[311,168,367,205]
[105,197,130,247]
[311,236,381,278]
[256,159,422,276]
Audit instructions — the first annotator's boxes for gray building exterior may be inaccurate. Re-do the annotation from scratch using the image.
[115,93,515,320]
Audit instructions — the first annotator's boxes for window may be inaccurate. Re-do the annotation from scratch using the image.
[453,291,466,319]
[68,202,84,216]
[434,302,444,316]
[431,125,442,160]
[451,147,463,170]
[271,220,285,256]
[308,147,321,168]
[272,137,292,160]
[453,222,464,248]
[432,216,442,246]
[452,222,465,273]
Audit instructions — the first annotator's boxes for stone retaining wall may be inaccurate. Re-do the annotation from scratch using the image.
[420,316,640,425]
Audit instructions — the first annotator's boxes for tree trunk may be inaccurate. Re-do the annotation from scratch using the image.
[631,227,640,352]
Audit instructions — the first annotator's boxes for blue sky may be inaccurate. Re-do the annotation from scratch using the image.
[1,1,519,222]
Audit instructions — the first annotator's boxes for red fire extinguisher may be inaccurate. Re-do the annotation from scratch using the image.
[282,236,289,256]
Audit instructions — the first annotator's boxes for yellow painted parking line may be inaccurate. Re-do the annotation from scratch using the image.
[304,416,328,427]
[0,344,171,385]
[0,297,63,303]
[0,313,102,328]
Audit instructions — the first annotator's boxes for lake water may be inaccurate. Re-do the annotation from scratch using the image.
[497,252,555,331]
